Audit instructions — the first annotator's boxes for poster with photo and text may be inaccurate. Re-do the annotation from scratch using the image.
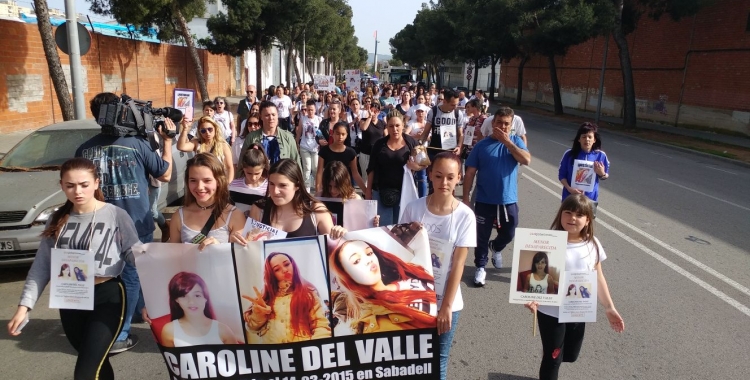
[508,228,568,306]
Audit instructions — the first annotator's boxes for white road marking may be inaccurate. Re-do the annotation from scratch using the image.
[524,165,750,299]
[649,151,673,159]
[613,141,631,147]
[658,178,750,212]
[702,165,737,176]
[522,172,750,317]
[547,139,569,147]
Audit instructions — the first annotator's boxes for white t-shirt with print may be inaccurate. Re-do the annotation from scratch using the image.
[299,115,322,153]
[271,95,293,118]
[538,237,607,318]
[400,197,477,311]
[213,110,234,139]
[481,114,526,138]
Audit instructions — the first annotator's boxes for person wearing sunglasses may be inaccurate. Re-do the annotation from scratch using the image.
[213,96,235,146]
[237,85,258,127]
[233,114,261,164]
[178,116,235,181]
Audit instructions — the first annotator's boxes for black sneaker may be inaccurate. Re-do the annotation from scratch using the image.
[109,334,139,354]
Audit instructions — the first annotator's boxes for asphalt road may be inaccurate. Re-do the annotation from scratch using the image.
[2,109,749,380]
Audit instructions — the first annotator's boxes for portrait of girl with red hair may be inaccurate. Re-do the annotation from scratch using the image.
[243,252,331,343]
[329,240,437,335]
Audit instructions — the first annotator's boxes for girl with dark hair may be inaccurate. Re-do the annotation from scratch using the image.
[243,252,330,343]
[558,122,610,207]
[213,96,235,145]
[168,153,245,248]
[523,251,558,294]
[316,121,367,194]
[9,158,140,380]
[233,113,261,164]
[245,159,346,239]
[395,91,412,116]
[160,272,237,347]
[525,194,624,380]
[229,143,269,213]
[58,263,72,278]
[399,152,476,380]
[320,161,360,200]
[566,284,578,297]
[178,116,235,181]
[329,240,437,334]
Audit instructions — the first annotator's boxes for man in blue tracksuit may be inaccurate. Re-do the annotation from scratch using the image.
[463,106,531,287]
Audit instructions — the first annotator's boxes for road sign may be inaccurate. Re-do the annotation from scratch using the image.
[467,68,473,74]
[467,74,472,80]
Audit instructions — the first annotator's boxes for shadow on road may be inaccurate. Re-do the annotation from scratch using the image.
[488,373,537,380]
[0,267,30,284]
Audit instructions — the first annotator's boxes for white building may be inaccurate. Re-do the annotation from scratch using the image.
[0,0,34,19]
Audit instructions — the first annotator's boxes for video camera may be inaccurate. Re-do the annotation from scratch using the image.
[96,94,183,141]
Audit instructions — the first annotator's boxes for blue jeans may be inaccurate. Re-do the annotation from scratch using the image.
[373,190,399,226]
[148,186,166,227]
[439,311,461,380]
[116,232,152,342]
[414,169,428,198]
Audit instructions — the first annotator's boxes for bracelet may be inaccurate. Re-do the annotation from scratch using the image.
[598,174,608,180]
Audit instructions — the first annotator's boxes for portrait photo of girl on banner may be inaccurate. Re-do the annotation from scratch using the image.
[329,234,437,336]
[160,272,239,347]
[240,237,331,344]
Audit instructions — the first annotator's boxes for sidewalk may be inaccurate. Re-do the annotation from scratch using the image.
[0,130,34,156]
[495,97,750,149]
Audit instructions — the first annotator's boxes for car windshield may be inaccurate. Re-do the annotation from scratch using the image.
[0,129,99,171]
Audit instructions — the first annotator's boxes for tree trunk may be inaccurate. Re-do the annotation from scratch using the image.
[516,54,528,106]
[255,35,263,93]
[175,8,209,101]
[548,54,563,115]
[33,0,74,120]
[489,55,499,101]
[612,0,637,128]
[284,42,293,86]
[472,58,479,93]
[292,50,301,86]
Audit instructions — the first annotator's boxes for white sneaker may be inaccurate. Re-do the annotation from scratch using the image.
[490,242,502,269]
[474,267,486,287]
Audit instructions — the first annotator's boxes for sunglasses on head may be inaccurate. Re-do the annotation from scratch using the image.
[200,127,214,134]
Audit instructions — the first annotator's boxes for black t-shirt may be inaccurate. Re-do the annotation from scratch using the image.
[367,134,417,191]
[319,118,353,148]
[361,119,386,155]
[319,145,358,179]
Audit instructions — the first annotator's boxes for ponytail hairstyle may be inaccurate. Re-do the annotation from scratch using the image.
[241,143,270,178]
[41,158,105,239]
[550,194,600,263]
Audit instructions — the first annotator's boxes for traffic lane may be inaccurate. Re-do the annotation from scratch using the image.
[450,173,750,380]
[522,122,750,285]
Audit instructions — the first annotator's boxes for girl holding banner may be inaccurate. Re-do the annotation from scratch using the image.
[244,252,331,343]
[168,153,246,248]
[400,152,477,380]
[329,240,437,335]
[524,194,624,380]
[8,158,140,380]
[161,272,239,347]
[246,159,346,239]
[558,122,610,213]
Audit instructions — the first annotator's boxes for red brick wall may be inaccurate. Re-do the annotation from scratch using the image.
[500,0,750,133]
[0,21,236,134]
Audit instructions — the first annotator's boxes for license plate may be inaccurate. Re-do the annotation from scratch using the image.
[0,240,16,251]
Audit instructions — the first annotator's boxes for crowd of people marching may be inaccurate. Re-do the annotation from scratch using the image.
[7,78,623,380]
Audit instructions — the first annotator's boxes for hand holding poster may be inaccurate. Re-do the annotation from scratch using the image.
[318,197,378,230]
[344,69,360,90]
[509,228,568,306]
[134,226,439,379]
[242,218,287,241]
[572,159,596,192]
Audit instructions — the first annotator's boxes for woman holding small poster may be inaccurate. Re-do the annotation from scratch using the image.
[558,122,610,209]
[8,158,140,380]
[329,240,437,335]
[524,194,624,380]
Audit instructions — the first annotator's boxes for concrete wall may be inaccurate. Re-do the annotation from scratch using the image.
[500,0,750,136]
[0,20,237,134]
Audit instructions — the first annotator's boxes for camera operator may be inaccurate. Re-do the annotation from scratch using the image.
[75,92,176,354]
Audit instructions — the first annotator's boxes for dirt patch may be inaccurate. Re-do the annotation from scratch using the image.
[517,106,750,164]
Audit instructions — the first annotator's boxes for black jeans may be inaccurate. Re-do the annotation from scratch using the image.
[279,116,293,132]
[537,311,586,380]
[473,202,518,267]
[59,278,126,380]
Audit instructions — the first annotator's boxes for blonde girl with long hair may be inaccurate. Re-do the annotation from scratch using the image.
[178,116,234,180]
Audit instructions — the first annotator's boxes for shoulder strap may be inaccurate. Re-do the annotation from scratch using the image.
[431,106,438,127]
[454,108,459,121]
[190,212,217,244]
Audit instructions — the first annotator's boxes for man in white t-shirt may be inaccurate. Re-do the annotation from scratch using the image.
[457,91,468,108]
[296,100,322,191]
[481,113,527,146]
[271,86,294,133]
[420,88,465,157]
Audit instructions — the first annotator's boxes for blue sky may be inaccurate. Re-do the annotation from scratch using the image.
[43,0,424,55]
